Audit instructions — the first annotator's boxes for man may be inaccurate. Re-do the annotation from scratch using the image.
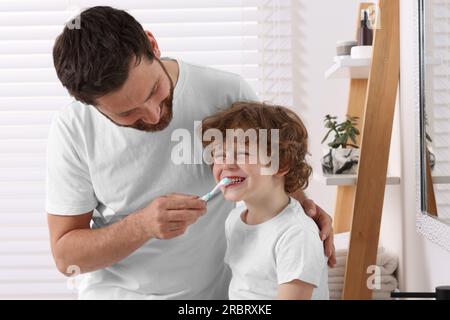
[47,6,336,299]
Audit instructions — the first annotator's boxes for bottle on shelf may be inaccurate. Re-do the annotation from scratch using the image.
[358,9,373,46]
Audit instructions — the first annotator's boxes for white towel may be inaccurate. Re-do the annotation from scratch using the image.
[331,252,398,275]
[328,266,346,277]
[330,290,394,300]
[331,232,398,275]
[328,275,398,292]
[328,232,399,300]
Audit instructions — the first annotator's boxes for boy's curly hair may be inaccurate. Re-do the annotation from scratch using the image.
[201,101,312,193]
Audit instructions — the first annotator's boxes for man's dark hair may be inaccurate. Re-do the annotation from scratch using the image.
[53,6,155,106]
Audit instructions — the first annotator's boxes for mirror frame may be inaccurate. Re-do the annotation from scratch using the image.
[416,0,450,251]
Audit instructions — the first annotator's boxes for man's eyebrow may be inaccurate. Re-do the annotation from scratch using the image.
[117,107,138,117]
[116,79,159,116]
[144,79,159,102]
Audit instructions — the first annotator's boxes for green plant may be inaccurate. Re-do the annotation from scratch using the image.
[321,114,360,149]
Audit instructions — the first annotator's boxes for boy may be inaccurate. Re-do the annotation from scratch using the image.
[201,102,329,300]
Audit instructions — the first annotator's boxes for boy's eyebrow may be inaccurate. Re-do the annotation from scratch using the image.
[116,79,159,116]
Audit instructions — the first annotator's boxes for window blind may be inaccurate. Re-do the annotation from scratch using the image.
[0,0,293,299]
[425,0,450,220]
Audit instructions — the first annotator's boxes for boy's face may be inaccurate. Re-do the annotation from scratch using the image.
[211,142,284,203]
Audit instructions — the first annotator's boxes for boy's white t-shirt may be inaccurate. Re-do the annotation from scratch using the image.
[46,58,258,299]
[225,198,329,300]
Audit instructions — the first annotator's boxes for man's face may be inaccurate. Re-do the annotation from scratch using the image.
[96,57,174,132]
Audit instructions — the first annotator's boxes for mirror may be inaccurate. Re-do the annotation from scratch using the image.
[419,0,450,226]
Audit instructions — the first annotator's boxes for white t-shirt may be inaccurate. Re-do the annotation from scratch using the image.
[225,198,329,300]
[46,58,258,299]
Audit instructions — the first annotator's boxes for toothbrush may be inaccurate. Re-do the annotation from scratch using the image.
[200,177,231,202]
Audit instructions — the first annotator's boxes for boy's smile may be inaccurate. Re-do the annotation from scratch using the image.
[217,167,252,202]
[223,176,247,189]
[212,143,285,204]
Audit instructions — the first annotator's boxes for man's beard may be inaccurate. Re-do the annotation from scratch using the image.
[103,58,175,132]
[125,94,173,132]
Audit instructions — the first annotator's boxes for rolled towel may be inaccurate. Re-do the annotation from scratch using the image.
[331,251,398,275]
[329,275,397,285]
[334,232,383,260]
[374,251,399,275]
[335,247,384,259]
[335,255,346,267]
[372,290,395,300]
[328,266,346,277]
[329,290,342,300]
[329,276,345,284]
[329,288,397,300]
[331,232,398,275]
[328,275,398,292]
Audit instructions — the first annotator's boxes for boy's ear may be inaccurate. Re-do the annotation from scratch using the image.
[275,166,289,177]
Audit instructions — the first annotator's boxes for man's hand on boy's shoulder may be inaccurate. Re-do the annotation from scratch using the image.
[299,198,337,268]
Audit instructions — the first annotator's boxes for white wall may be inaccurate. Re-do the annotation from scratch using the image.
[291,0,450,293]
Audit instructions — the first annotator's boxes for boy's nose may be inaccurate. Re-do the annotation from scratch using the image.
[222,160,239,169]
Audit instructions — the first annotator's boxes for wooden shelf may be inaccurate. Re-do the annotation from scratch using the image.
[325,56,371,79]
[431,175,450,184]
[325,1,400,300]
[314,174,401,186]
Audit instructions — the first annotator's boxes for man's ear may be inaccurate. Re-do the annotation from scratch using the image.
[144,30,161,58]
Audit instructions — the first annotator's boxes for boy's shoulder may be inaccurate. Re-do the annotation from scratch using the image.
[275,199,322,243]
[281,198,319,229]
[225,199,320,238]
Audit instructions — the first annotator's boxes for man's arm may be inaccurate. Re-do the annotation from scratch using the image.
[49,210,147,275]
[277,280,314,300]
[48,194,206,276]
[291,189,336,267]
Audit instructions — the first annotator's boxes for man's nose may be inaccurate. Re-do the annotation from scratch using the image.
[142,102,161,124]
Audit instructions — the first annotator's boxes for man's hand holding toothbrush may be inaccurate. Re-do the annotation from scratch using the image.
[137,193,207,240]
[138,179,231,240]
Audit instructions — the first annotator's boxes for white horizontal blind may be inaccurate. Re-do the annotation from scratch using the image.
[425,0,450,219]
[0,0,293,299]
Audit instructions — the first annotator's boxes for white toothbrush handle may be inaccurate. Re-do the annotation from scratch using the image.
[200,181,225,202]
[201,186,220,201]
[201,192,213,202]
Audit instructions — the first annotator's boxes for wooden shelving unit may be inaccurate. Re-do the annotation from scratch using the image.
[314,174,400,186]
[325,0,400,300]
[325,56,371,79]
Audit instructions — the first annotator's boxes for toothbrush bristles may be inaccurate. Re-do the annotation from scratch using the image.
[200,178,232,202]
[220,177,231,186]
